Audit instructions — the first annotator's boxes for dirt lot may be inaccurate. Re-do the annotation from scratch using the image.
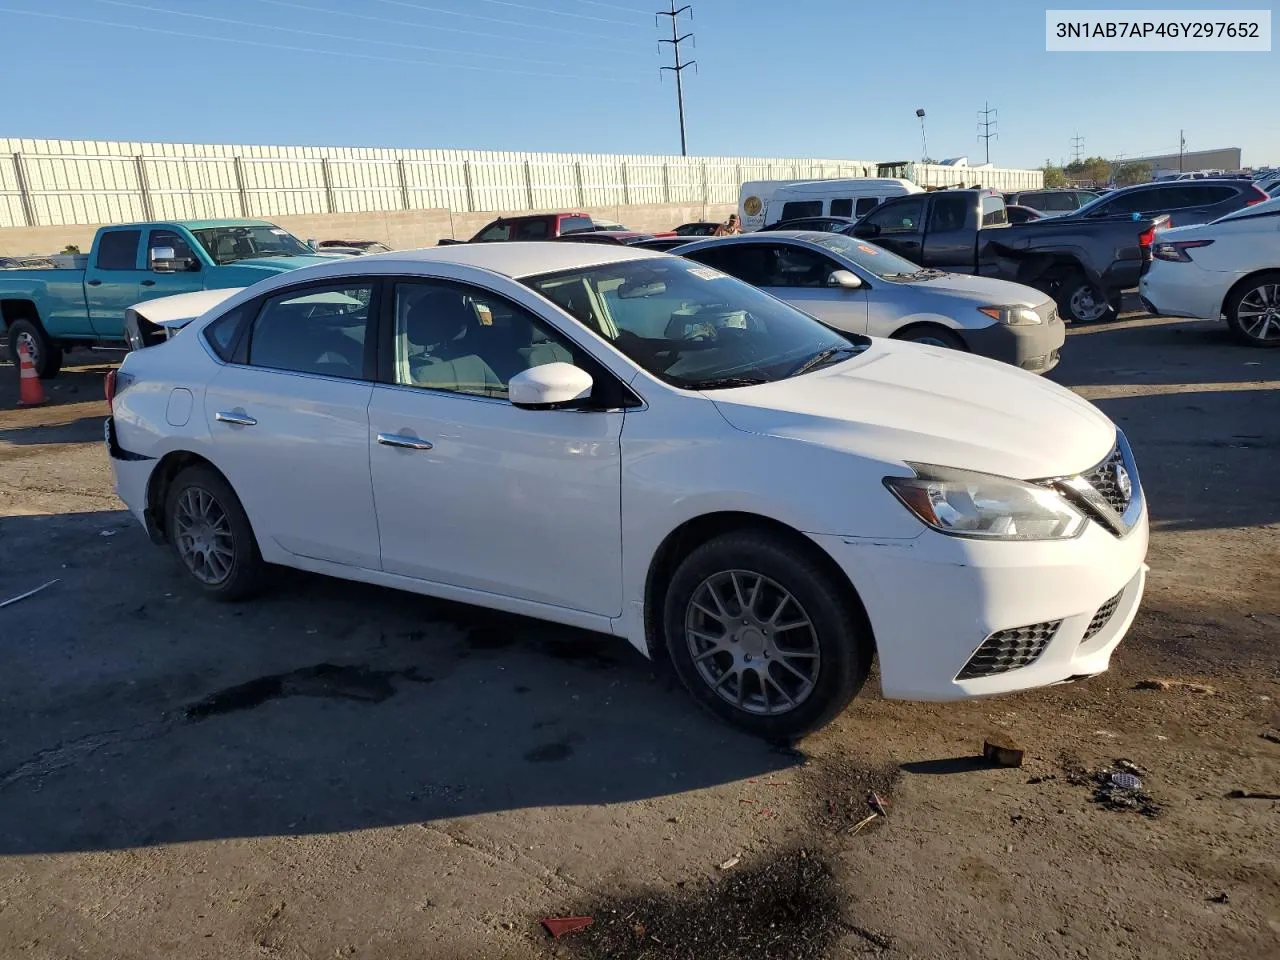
[1,316,1277,960]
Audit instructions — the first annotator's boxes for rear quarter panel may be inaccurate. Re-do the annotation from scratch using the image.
[0,272,95,337]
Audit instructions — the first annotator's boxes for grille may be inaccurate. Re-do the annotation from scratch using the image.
[1083,590,1124,641]
[956,620,1062,680]
[1082,446,1133,514]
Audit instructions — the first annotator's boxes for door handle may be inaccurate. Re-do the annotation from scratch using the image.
[86,279,102,286]
[215,411,257,426]
[140,279,156,286]
[377,433,433,451]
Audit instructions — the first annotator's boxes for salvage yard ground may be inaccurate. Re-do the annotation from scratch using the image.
[1,311,1278,960]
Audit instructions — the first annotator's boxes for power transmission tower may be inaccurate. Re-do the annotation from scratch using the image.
[977,102,998,164]
[1071,133,1084,164]
[656,2,696,156]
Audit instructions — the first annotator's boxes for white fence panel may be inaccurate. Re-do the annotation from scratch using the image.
[527,161,577,210]
[469,161,528,212]
[579,160,625,207]
[144,157,242,220]
[403,161,470,213]
[328,158,402,213]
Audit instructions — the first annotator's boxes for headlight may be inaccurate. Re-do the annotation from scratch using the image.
[884,463,1086,541]
[978,305,1042,325]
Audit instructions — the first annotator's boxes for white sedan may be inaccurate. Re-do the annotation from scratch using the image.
[1140,196,1280,347]
[107,243,1149,739]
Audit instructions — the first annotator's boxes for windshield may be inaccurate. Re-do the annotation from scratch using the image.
[524,257,867,390]
[808,233,927,279]
[191,224,314,264]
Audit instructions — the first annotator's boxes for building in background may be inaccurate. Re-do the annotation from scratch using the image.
[1126,146,1243,179]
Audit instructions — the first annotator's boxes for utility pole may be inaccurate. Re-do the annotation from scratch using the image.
[656,2,696,157]
[1071,133,1084,165]
[1179,129,1186,171]
[977,102,998,165]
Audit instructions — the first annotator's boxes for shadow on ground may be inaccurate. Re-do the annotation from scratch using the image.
[0,512,795,857]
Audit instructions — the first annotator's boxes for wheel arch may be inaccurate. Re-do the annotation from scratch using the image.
[1219,268,1280,318]
[1,299,43,333]
[889,320,970,348]
[144,450,237,544]
[641,510,874,662]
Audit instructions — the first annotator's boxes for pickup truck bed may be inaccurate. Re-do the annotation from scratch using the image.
[853,190,1168,323]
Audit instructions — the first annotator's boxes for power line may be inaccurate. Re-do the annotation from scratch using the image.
[368,0,641,41]
[567,0,654,11]
[87,0,630,69]
[1071,133,1084,164]
[0,6,643,82]
[977,102,997,165]
[470,0,647,25]
[656,1,696,156]
[255,0,642,54]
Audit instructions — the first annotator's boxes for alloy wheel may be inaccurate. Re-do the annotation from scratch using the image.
[1236,283,1280,342]
[684,569,821,716]
[173,486,236,585]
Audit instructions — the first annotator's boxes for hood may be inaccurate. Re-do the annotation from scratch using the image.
[223,255,334,274]
[906,272,1053,309]
[709,340,1115,480]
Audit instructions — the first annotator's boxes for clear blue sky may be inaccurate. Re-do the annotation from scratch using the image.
[1,0,1275,168]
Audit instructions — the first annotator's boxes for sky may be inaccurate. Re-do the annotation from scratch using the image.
[1,0,1275,168]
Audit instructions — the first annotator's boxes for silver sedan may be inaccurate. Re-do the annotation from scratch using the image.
[677,232,1066,374]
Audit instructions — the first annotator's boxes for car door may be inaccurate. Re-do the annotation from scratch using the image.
[921,193,973,271]
[202,279,382,569]
[136,227,207,305]
[858,196,927,262]
[85,228,143,339]
[686,242,870,335]
[366,277,624,617]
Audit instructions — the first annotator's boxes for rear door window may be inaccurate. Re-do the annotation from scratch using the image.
[559,216,595,235]
[514,219,550,240]
[96,230,141,270]
[780,200,823,220]
[203,301,254,361]
[246,283,375,380]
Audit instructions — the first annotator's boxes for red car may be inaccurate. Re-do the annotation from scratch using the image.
[440,212,596,245]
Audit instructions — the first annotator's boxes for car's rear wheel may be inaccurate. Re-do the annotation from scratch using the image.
[1057,272,1117,324]
[1224,272,1280,348]
[165,465,264,600]
[663,531,871,742]
[7,318,63,379]
[892,324,966,350]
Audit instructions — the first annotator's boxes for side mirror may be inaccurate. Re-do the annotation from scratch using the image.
[509,362,593,409]
[828,269,862,290]
[852,223,880,238]
[149,246,187,273]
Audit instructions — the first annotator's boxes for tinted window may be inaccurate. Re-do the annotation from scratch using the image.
[1202,185,1238,204]
[560,216,595,235]
[769,245,840,287]
[981,195,1008,226]
[203,302,253,361]
[515,219,550,240]
[147,229,196,263]
[476,222,511,242]
[393,281,575,399]
[929,194,969,231]
[684,244,776,286]
[863,197,925,233]
[830,198,854,217]
[780,200,823,221]
[1040,192,1079,212]
[96,230,141,270]
[247,283,372,379]
[855,196,881,217]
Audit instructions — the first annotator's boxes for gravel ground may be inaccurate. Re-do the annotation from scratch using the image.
[0,314,1277,960]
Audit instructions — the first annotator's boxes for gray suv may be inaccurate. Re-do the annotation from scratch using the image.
[1064,179,1268,227]
[1005,189,1099,216]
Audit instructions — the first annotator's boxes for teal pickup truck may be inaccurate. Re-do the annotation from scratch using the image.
[0,219,333,378]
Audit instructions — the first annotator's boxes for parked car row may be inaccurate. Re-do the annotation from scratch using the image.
[104,241,1149,739]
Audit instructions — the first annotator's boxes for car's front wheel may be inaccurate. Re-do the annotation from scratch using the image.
[1224,272,1280,347]
[663,531,871,742]
[165,464,265,600]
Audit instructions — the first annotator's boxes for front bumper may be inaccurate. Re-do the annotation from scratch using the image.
[963,314,1066,374]
[810,501,1149,700]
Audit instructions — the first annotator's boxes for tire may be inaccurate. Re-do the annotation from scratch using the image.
[662,530,871,742]
[165,464,265,601]
[892,324,967,350]
[1224,271,1280,348]
[7,318,64,379]
[1056,272,1117,324]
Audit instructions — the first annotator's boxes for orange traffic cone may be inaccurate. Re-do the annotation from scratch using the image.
[15,342,46,407]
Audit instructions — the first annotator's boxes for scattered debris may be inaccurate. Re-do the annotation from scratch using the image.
[867,791,889,818]
[845,812,878,837]
[1208,892,1230,904]
[1092,761,1160,817]
[0,578,60,610]
[1134,678,1216,695]
[1225,790,1280,801]
[844,923,894,950]
[542,916,594,939]
[1027,774,1056,785]
[983,735,1025,768]
[99,529,117,538]
[717,856,741,871]
[1261,732,1280,745]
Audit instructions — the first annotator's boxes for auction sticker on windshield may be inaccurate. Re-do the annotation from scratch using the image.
[688,266,728,281]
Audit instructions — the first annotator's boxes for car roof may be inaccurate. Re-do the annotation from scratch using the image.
[681,231,829,249]
[356,241,664,277]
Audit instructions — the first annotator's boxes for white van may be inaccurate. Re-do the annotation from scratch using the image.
[739,178,923,232]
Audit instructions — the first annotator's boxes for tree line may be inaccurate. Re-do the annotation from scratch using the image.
[1042,157,1152,189]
